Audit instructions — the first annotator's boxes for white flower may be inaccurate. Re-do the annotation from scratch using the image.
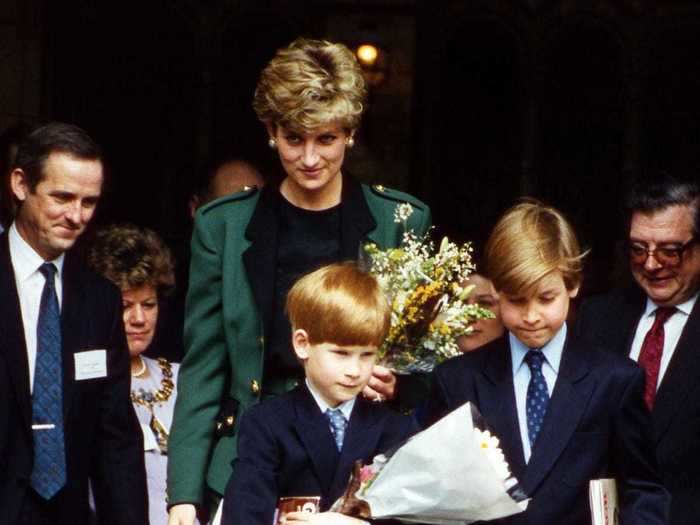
[394,202,414,224]
[474,428,511,481]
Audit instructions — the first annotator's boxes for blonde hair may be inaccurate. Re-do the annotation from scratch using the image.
[286,263,390,347]
[485,200,585,295]
[253,38,367,132]
[88,224,175,294]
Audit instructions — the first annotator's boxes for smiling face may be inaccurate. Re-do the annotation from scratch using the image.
[629,204,700,307]
[270,122,350,208]
[292,329,377,407]
[122,284,159,357]
[458,274,505,352]
[498,271,578,349]
[11,152,103,260]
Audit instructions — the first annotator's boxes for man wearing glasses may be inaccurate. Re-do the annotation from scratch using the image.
[575,174,700,525]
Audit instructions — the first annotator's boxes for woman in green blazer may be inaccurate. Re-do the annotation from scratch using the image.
[167,38,431,524]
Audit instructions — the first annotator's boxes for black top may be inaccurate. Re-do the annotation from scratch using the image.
[264,194,342,382]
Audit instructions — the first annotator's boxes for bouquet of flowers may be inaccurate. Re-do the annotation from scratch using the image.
[363,203,493,373]
[332,402,529,524]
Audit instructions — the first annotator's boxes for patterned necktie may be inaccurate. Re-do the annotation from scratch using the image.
[30,263,67,500]
[525,350,550,447]
[638,307,676,410]
[325,408,348,451]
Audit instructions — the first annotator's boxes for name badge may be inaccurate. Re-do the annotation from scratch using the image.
[74,349,107,380]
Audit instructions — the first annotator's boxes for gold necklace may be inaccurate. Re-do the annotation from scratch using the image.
[131,356,147,377]
[131,358,174,454]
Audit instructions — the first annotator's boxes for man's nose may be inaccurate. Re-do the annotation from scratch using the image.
[65,201,82,224]
[644,252,663,271]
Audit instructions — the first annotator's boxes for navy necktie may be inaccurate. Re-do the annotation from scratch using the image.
[325,408,347,451]
[525,350,550,447]
[30,263,67,499]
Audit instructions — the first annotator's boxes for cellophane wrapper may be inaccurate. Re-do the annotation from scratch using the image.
[333,402,529,524]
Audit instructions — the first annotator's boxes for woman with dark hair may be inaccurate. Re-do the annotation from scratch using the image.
[88,224,189,525]
[167,38,431,524]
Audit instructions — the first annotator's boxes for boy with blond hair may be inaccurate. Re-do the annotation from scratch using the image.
[426,201,669,524]
[222,263,416,525]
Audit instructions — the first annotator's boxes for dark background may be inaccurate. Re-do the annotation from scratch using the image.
[3,0,700,298]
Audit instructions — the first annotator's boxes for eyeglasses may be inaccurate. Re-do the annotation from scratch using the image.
[628,237,697,267]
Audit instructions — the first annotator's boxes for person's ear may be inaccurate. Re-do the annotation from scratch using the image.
[292,329,311,361]
[568,285,580,299]
[265,123,277,140]
[10,169,30,203]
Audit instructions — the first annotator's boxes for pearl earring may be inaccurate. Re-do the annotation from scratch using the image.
[346,137,355,148]
[268,138,277,149]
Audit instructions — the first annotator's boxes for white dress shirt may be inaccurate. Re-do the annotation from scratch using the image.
[629,293,699,390]
[510,323,567,463]
[8,222,65,393]
[305,378,356,421]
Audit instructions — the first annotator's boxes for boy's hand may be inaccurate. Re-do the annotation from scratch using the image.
[167,503,197,525]
[282,511,368,524]
[363,365,396,402]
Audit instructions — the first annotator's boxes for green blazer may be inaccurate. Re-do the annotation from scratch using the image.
[167,177,431,506]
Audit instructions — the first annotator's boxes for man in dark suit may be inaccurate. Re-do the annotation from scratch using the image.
[0,122,147,524]
[575,175,700,525]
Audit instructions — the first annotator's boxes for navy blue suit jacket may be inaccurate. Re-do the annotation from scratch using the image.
[0,232,147,524]
[222,385,417,525]
[575,289,700,525]
[425,333,669,525]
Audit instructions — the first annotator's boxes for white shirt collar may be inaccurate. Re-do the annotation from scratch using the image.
[511,322,567,376]
[643,292,699,319]
[9,221,65,280]
[305,379,356,420]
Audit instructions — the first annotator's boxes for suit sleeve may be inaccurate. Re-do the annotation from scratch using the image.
[422,367,451,428]
[222,410,279,525]
[91,288,148,525]
[168,213,230,507]
[612,366,670,524]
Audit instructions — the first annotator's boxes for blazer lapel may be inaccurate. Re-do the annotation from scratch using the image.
[521,339,595,495]
[60,253,85,419]
[653,299,700,441]
[339,175,376,260]
[619,289,646,355]
[292,387,340,498]
[479,337,526,479]
[329,399,384,501]
[243,186,278,339]
[0,233,32,433]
